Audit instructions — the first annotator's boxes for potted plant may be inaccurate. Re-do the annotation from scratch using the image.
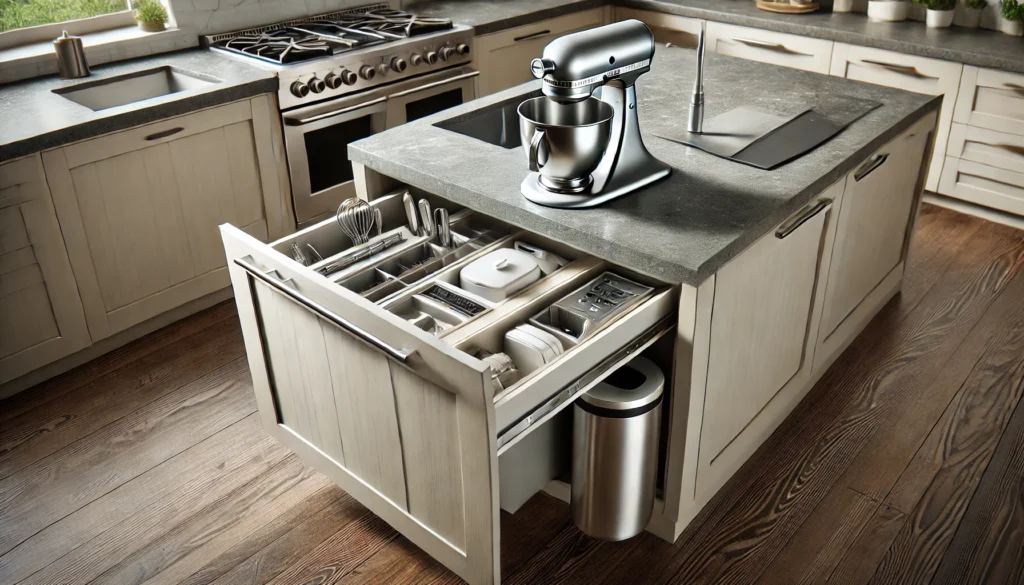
[960,0,987,27]
[133,0,168,32]
[916,0,956,26]
[868,0,910,21]
[1000,0,1024,34]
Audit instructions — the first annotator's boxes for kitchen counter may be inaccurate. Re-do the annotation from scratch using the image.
[406,0,1024,73]
[0,49,277,162]
[349,47,939,285]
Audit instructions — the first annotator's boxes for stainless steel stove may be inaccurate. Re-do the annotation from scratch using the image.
[203,4,477,225]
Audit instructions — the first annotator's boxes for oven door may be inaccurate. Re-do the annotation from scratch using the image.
[283,95,387,226]
[385,67,479,128]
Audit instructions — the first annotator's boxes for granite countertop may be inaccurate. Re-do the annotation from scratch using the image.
[406,0,1024,73]
[350,48,939,285]
[0,49,277,162]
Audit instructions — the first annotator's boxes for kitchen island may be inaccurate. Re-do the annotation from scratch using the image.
[220,47,939,585]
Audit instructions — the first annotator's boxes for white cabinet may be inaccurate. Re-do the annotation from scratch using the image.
[43,96,289,341]
[613,7,704,48]
[952,66,1024,136]
[830,43,962,192]
[0,154,90,385]
[706,22,834,74]
[473,8,606,97]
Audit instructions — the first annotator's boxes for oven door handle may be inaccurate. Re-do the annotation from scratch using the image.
[388,70,480,99]
[285,96,388,126]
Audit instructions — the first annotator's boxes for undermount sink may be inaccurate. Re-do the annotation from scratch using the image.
[53,66,220,111]
[437,100,525,150]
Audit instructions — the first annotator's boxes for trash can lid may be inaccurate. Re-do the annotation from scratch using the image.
[581,355,664,412]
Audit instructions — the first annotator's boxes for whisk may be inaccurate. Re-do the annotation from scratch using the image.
[336,198,375,245]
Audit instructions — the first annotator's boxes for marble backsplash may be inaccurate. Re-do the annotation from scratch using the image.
[168,0,403,35]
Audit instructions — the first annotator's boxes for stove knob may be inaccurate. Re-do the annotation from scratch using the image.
[439,46,454,62]
[359,65,376,80]
[425,51,438,65]
[410,53,423,66]
[324,72,343,89]
[307,76,326,93]
[377,63,389,76]
[456,43,470,55]
[290,80,309,98]
[340,69,358,85]
[390,57,407,73]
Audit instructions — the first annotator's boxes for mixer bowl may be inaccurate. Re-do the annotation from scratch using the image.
[518,96,614,193]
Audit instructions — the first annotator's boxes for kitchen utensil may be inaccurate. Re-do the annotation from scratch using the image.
[318,231,405,277]
[306,243,324,263]
[520,20,671,208]
[374,208,383,238]
[688,23,706,134]
[403,192,420,236]
[460,248,542,302]
[290,242,309,266]
[436,208,452,249]
[336,198,376,245]
[418,199,434,238]
[513,241,568,275]
[518,97,614,193]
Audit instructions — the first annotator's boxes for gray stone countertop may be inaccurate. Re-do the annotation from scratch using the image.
[0,49,277,162]
[349,47,939,285]
[406,0,1024,73]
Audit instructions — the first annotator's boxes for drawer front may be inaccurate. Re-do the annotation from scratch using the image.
[614,7,704,48]
[939,156,1024,216]
[953,66,1024,136]
[946,123,1024,173]
[706,22,833,74]
[829,43,961,193]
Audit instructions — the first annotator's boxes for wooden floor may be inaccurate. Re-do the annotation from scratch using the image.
[2,203,1024,585]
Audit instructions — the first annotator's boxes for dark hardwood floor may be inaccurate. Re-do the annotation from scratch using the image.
[2,203,1024,585]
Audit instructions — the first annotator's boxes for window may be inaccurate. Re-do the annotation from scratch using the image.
[0,0,130,32]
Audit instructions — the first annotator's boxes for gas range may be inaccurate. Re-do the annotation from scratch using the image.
[202,3,474,111]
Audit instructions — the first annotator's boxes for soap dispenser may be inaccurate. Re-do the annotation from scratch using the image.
[54,30,90,79]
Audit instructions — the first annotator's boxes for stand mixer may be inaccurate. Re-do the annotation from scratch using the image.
[519,20,670,208]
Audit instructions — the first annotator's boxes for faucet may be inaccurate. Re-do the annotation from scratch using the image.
[688,23,706,134]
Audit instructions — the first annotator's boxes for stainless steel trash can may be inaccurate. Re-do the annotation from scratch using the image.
[571,355,664,541]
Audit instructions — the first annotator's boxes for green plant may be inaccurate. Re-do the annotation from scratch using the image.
[1002,0,1024,19]
[0,0,127,32]
[964,0,987,8]
[914,0,956,9]
[131,0,166,23]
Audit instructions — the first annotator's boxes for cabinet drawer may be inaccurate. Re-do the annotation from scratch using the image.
[614,7,703,48]
[829,43,961,192]
[946,123,1024,173]
[953,66,1024,136]
[706,22,833,74]
[938,156,1024,216]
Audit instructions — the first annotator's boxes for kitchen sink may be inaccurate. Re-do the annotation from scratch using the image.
[437,100,525,149]
[53,66,220,111]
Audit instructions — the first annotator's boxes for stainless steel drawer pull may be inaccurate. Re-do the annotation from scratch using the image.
[286,96,387,126]
[235,258,416,364]
[855,153,889,182]
[388,70,480,99]
[145,127,184,141]
[775,199,831,239]
[514,29,551,42]
[859,59,936,80]
[731,37,810,56]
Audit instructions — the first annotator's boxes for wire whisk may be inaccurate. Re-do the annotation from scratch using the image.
[336,198,376,245]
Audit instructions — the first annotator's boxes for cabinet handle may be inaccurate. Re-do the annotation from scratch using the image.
[1004,83,1024,97]
[234,258,416,364]
[731,37,811,56]
[144,127,184,141]
[776,199,831,239]
[855,153,889,182]
[994,143,1024,157]
[859,59,936,80]
[514,29,551,42]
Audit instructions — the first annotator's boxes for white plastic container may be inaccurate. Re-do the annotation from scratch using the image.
[999,17,1024,35]
[867,0,909,21]
[459,248,541,302]
[926,8,955,27]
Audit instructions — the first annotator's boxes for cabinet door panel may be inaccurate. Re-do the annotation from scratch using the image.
[953,66,1024,136]
[707,22,833,74]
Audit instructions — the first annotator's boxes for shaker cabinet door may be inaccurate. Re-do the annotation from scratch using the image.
[43,100,273,341]
[0,154,90,385]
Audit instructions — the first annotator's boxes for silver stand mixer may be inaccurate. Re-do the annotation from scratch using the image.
[519,20,670,208]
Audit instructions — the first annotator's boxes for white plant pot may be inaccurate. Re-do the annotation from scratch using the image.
[959,7,983,28]
[999,17,1024,35]
[833,0,855,12]
[867,1,909,22]
[926,9,955,27]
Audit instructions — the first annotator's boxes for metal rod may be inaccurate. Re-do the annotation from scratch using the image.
[688,23,706,134]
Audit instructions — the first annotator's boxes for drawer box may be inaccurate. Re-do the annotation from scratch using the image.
[946,123,1024,174]
[706,22,834,74]
[953,66,1024,137]
[938,156,1024,216]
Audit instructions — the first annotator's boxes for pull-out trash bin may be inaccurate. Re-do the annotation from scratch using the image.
[571,355,664,541]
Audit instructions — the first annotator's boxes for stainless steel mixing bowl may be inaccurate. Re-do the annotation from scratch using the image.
[518,96,614,193]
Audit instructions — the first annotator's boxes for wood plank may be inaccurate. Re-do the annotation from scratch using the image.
[826,504,907,585]
[328,536,450,585]
[594,215,1024,585]
[503,522,643,585]
[0,356,257,558]
[0,315,244,479]
[499,493,572,578]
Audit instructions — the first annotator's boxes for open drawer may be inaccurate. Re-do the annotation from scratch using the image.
[220,191,677,585]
